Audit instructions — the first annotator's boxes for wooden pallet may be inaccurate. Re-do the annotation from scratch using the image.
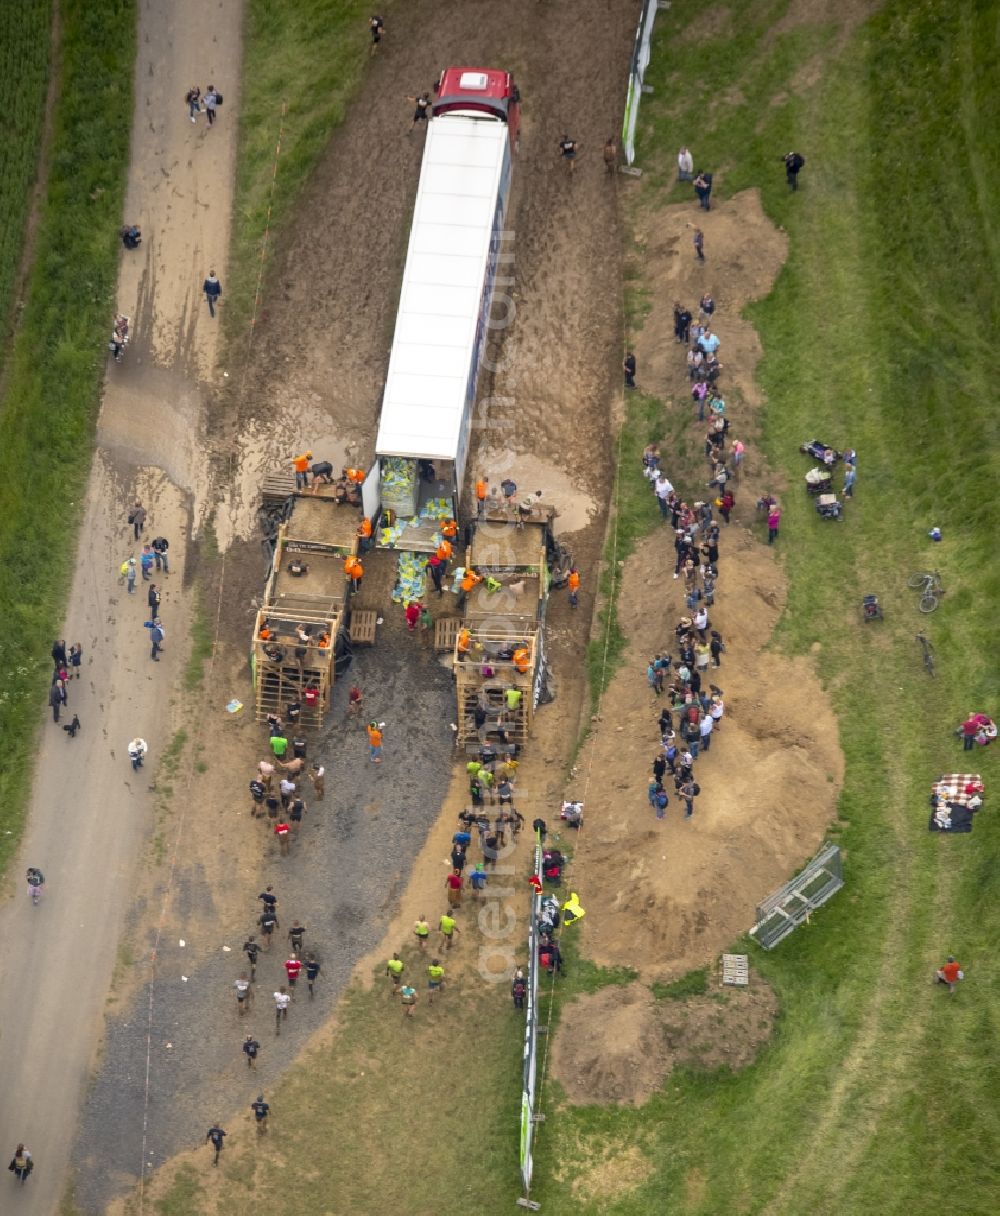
[349,608,378,646]
[721,954,750,987]
[262,473,297,504]
[434,615,461,653]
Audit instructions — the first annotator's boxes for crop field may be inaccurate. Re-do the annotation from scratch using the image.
[0,2,53,354]
[0,0,135,871]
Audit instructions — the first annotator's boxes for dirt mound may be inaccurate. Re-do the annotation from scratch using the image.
[550,979,778,1105]
[567,187,843,979]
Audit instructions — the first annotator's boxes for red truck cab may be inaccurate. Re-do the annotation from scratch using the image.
[433,66,521,151]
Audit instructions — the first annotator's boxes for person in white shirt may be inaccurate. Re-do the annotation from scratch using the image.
[677,146,694,181]
[273,988,291,1035]
[699,714,714,751]
[654,474,674,519]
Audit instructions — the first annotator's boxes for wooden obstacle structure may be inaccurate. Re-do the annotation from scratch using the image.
[452,628,537,748]
[252,501,359,723]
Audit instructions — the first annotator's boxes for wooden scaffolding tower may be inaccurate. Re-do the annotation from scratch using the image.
[252,513,355,724]
[452,628,537,749]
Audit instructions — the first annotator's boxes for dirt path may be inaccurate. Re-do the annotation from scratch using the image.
[0,2,242,1211]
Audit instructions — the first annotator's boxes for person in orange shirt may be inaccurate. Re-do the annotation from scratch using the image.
[344,467,366,485]
[456,628,471,660]
[292,451,313,490]
[441,518,458,540]
[357,516,373,553]
[475,477,488,518]
[935,956,963,994]
[513,646,530,674]
[458,567,482,611]
[436,539,453,563]
[367,721,383,763]
[344,555,363,590]
[567,567,581,608]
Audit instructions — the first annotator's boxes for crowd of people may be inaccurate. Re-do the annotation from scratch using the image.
[639,262,743,821]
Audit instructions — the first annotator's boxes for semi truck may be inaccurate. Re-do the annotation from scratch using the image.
[364,66,521,551]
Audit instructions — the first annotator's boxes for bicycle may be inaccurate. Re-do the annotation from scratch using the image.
[908,570,944,613]
[916,633,935,678]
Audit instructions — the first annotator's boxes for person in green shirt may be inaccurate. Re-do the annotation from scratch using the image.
[413,916,430,950]
[400,984,417,1017]
[505,687,522,712]
[386,954,404,989]
[439,914,460,950]
[270,734,289,759]
[419,605,433,645]
[427,959,445,1004]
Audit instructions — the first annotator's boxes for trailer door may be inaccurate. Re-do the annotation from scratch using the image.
[362,460,381,521]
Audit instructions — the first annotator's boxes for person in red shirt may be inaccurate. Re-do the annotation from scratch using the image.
[404,601,421,632]
[274,820,291,856]
[284,955,303,991]
[347,684,363,717]
[961,713,979,752]
[445,868,463,908]
[935,956,962,994]
[303,684,319,709]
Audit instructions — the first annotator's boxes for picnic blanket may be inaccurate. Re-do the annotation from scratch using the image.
[932,773,984,807]
[929,803,975,834]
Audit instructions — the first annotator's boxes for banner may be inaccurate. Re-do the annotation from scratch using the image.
[621,0,662,165]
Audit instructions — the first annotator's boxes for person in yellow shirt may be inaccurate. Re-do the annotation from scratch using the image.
[292,450,313,490]
[567,567,581,608]
[386,954,404,989]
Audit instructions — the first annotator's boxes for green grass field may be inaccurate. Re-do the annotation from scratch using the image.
[144,0,1000,1212]
[0,2,52,355]
[0,0,135,872]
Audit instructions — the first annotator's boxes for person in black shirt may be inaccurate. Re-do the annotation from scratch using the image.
[206,1124,226,1165]
[250,1096,270,1133]
[783,151,805,190]
[288,920,305,953]
[242,1035,260,1070]
[258,886,278,914]
[258,911,278,949]
[673,304,692,344]
[243,935,260,980]
[558,135,579,172]
[285,699,301,726]
[652,754,667,783]
[623,352,637,389]
[369,15,384,54]
[249,780,265,816]
[305,953,321,997]
[407,93,431,132]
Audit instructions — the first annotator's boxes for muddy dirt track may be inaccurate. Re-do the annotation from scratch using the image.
[62,1,638,1211]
